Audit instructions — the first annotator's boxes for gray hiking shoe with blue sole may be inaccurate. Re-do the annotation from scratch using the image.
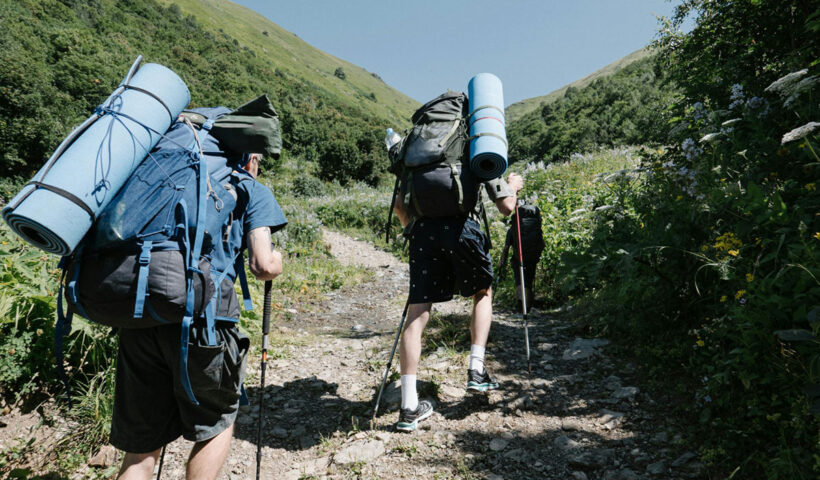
[396,400,434,432]
[466,368,500,392]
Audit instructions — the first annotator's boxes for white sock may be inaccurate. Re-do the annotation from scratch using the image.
[401,374,418,411]
[468,344,486,373]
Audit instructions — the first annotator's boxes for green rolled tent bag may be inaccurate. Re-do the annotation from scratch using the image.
[182,94,282,159]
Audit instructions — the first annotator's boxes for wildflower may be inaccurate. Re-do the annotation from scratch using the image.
[740,298,747,305]
[746,273,754,283]
[640,222,645,229]
[8,348,15,355]
[704,395,712,403]
[765,69,808,95]
[36,329,43,336]
[676,195,683,201]
[728,249,739,256]
[720,295,727,302]
[681,138,702,161]
[701,245,708,252]
[735,290,746,300]
[696,339,705,347]
[814,232,820,241]
[781,122,820,144]
[806,183,816,191]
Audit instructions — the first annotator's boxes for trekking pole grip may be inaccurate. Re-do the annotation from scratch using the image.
[262,281,272,334]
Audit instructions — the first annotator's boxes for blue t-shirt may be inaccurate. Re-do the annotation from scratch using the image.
[210,175,287,320]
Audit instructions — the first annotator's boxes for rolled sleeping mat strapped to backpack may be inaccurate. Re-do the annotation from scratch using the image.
[467,73,508,180]
[2,57,190,256]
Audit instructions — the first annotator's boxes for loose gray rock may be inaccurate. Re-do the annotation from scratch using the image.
[613,386,639,400]
[271,426,288,439]
[440,384,465,399]
[671,452,697,468]
[604,468,640,480]
[647,460,668,475]
[334,440,385,464]
[563,338,610,360]
[554,435,581,451]
[88,445,117,468]
[651,431,668,444]
[489,438,510,451]
[571,472,589,480]
[568,450,610,470]
[561,418,585,431]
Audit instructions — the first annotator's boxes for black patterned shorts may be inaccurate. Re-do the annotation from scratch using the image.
[408,217,493,304]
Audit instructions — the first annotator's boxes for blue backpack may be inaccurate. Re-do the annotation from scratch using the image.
[58,107,256,405]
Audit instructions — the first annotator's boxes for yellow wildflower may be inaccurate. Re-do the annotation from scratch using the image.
[701,245,708,252]
[806,183,817,191]
[814,232,820,241]
[735,290,746,300]
[720,295,727,303]
[746,273,754,283]
[696,339,705,348]
[728,249,739,257]
[676,195,683,201]
[640,222,645,229]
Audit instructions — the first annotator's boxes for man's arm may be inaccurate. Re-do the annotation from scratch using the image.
[247,226,283,280]
[495,173,523,216]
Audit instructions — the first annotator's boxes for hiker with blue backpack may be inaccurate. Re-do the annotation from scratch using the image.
[2,58,288,479]
[383,90,523,432]
[110,149,285,480]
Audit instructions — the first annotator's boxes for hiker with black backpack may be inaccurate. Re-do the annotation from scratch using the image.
[498,202,546,311]
[384,91,523,431]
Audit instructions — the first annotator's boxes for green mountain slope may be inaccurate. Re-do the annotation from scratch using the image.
[505,48,651,123]
[157,0,417,126]
[0,0,416,186]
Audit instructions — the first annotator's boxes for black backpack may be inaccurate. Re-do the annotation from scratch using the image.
[386,91,482,241]
[505,202,545,263]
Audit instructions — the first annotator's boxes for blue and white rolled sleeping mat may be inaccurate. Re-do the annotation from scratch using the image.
[2,55,190,256]
[467,73,508,180]
[1,56,208,405]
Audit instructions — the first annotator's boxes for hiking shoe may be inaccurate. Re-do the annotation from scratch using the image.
[466,369,500,392]
[396,400,434,432]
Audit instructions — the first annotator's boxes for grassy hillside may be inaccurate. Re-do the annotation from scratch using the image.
[158,0,417,126]
[506,48,651,123]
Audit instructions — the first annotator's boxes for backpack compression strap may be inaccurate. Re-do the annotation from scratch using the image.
[133,241,153,319]
[235,253,253,311]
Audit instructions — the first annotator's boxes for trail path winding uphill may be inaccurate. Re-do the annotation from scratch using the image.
[1,230,704,480]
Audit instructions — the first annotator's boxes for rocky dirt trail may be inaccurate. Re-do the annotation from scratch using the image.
[1,229,704,480]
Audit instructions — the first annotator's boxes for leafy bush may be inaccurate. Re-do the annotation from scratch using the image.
[291,175,324,197]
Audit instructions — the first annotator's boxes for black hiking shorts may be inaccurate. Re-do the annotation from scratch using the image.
[408,217,493,304]
[109,322,249,453]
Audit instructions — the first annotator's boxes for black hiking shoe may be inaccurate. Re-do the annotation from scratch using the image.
[466,368,500,392]
[396,400,434,432]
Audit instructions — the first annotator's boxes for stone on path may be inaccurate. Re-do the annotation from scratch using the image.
[554,435,581,451]
[88,445,117,468]
[334,439,386,464]
[604,468,640,480]
[571,471,589,480]
[568,449,611,470]
[613,386,639,400]
[282,456,331,480]
[489,437,509,451]
[562,338,610,360]
[646,460,668,475]
[440,384,465,399]
[561,417,585,431]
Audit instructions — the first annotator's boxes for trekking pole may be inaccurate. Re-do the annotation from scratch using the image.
[371,297,411,428]
[155,445,166,480]
[514,204,532,375]
[256,280,272,480]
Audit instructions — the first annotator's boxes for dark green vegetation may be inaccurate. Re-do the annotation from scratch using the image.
[0,0,414,188]
[507,55,679,163]
[505,48,652,123]
[503,1,820,477]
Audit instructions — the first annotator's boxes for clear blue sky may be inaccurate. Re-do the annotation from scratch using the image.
[234,0,685,106]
